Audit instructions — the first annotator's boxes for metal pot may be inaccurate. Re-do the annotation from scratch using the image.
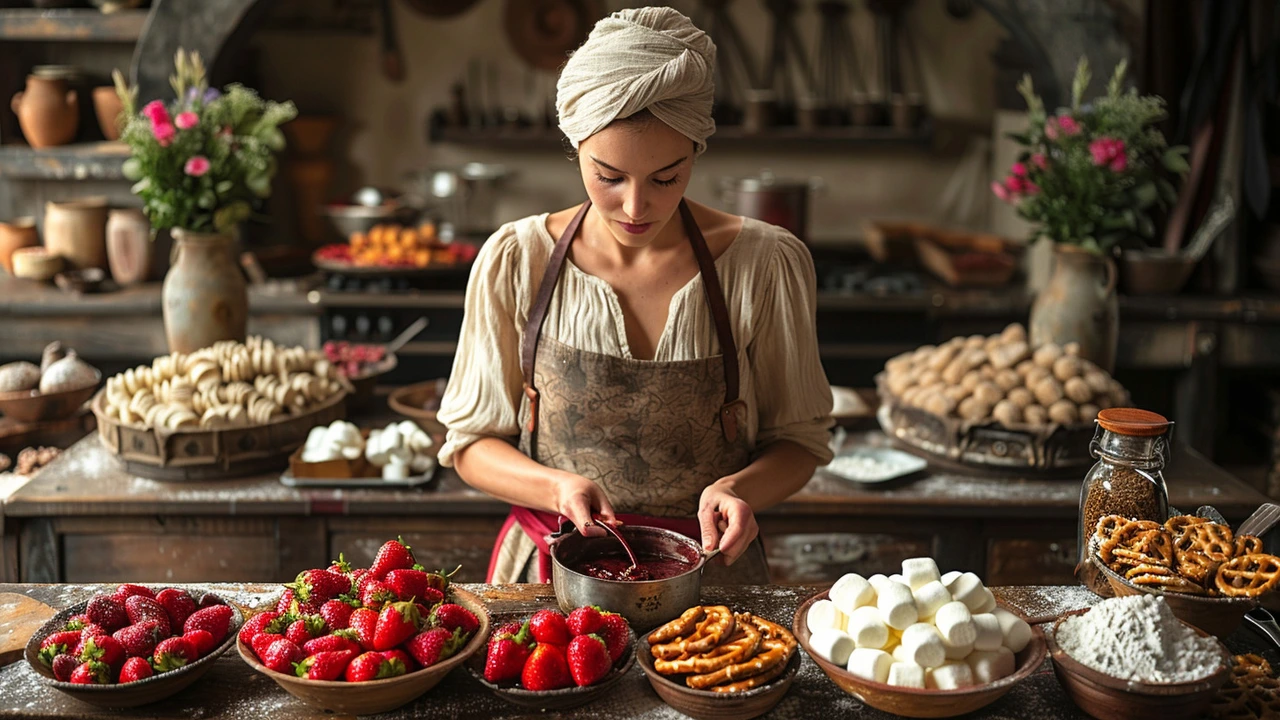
[719,171,817,243]
[405,163,513,240]
[548,523,716,630]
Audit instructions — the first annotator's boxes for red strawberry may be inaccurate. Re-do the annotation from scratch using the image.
[69,660,109,684]
[567,606,603,637]
[185,629,215,657]
[328,554,352,576]
[238,611,285,646]
[369,538,416,580]
[373,601,421,651]
[529,609,572,646]
[521,643,572,691]
[152,636,197,672]
[124,596,171,637]
[285,615,327,646]
[85,596,128,633]
[196,593,226,609]
[111,584,154,604]
[320,600,355,630]
[295,649,356,681]
[344,651,405,682]
[484,620,534,683]
[184,605,234,643]
[359,580,397,611]
[385,569,444,605]
[251,633,285,661]
[383,648,418,673]
[567,634,611,687]
[119,656,153,683]
[292,569,352,602]
[348,608,379,651]
[51,653,78,682]
[431,603,479,637]
[275,588,297,615]
[156,588,198,629]
[302,633,360,656]
[260,638,305,675]
[39,631,83,667]
[112,620,163,659]
[406,626,464,669]
[77,635,125,670]
[62,614,91,632]
[597,612,630,663]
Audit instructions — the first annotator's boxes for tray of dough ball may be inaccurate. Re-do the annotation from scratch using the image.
[282,419,437,488]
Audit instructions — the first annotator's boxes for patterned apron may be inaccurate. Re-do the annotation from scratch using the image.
[486,200,770,585]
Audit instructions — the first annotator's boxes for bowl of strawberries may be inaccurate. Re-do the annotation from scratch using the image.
[466,605,635,711]
[24,584,243,708]
[236,538,489,715]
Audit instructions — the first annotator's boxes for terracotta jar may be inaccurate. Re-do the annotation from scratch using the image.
[11,75,79,149]
[44,197,108,271]
[106,208,151,285]
[0,217,39,274]
[162,229,248,353]
[92,86,125,141]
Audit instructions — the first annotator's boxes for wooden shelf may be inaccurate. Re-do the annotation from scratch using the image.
[0,8,149,42]
[0,141,129,180]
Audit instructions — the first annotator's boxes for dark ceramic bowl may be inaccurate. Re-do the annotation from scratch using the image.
[24,594,242,708]
[0,370,100,423]
[1090,550,1257,638]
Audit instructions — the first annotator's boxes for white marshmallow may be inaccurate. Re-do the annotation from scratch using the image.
[409,453,434,474]
[889,573,907,586]
[899,623,946,669]
[992,608,1032,653]
[830,573,875,615]
[933,601,977,647]
[974,587,997,614]
[382,456,409,480]
[888,661,926,688]
[940,570,963,586]
[806,599,847,635]
[867,574,891,592]
[946,572,988,613]
[972,613,1003,651]
[846,648,892,684]
[809,628,856,667]
[846,606,890,649]
[304,426,328,451]
[901,557,942,590]
[927,660,976,690]
[942,635,974,661]
[967,647,1016,684]
[892,643,913,663]
[912,580,951,620]
[876,581,919,631]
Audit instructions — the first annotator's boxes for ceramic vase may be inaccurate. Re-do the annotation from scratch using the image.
[11,75,78,149]
[162,229,247,353]
[92,86,124,141]
[106,208,151,285]
[44,197,108,271]
[0,217,39,274]
[1029,245,1119,373]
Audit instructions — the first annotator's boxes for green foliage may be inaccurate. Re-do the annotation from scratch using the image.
[115,49,297,234]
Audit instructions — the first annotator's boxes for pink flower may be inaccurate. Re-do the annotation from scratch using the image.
[1031,153,1048,170]
[152,122,176,147]
[1109,154,1128,173]
[1023,181,1040,195]
[1057,116,1081,136]
[1044,118,1059,141]
[1089,137,1128,172]
[183,155,210,177]
[1010,162,1028,177]
[1005,175,1028,194]
[142,100,170,125]
[175,111,199,130]
[991,181,1011,202]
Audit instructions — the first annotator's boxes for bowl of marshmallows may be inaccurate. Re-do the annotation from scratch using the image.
[792,557,1045,719]
[292,419,435,481]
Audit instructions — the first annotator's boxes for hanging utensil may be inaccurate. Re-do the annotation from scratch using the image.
[504,0,604,72]
[379,0,405,83]
[1245,607,1280,651]
[402,0,482,18]
[385,317,429,356]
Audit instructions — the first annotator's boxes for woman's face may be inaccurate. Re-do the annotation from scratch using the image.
[577,118,694,248]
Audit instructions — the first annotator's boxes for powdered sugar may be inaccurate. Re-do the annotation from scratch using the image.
[1055,594,1225,683]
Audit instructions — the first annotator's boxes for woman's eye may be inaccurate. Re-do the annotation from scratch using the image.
[653,176,680,187]
[595,174,623,185]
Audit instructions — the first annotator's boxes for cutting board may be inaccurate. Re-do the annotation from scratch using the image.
[0,592,57,666]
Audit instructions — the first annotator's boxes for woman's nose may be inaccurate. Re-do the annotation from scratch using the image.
[622,182,646,220]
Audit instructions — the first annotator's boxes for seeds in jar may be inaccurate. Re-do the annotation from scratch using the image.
[1081,467,1162,549]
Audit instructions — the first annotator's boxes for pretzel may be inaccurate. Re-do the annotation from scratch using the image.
[1177,523,1236,563]
[1232,655,1274,683]
[709,654,790,693]
[1129,572,1211,595]
[685,639,792,690]
[1098,519,1164,563]
[1124,563,1174,579]
[1095,514,1131,540]
[1165,515,1210,537]
[650,607,705,645]
[654,619,762,675]
[652,606,735,660]
[1216,554,1280,598]
[1237,535,1265,557]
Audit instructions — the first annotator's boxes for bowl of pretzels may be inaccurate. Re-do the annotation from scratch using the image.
[1090,514,1279,637]
[637,605,801,720]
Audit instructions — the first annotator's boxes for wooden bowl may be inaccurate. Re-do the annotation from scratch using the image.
[387,378,448,434]
[636,627,801,720]
[11,246,63,282]
[237,587,489,715]
[792,590,1046,719]
[1091,552,1256,638]
[1045,607,1230,720]
[465,616,636,710]
[24,594,242,707]
[0,369,100,423]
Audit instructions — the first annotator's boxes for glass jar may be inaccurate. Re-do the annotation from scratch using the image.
[1077,408,1173,566]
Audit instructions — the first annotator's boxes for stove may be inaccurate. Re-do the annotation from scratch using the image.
[819,264,928,296]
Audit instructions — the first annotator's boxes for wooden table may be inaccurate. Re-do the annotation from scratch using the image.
[1,432,1268,587]
[4,581,1273,719]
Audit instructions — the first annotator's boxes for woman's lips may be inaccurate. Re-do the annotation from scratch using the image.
[618,221,652,235]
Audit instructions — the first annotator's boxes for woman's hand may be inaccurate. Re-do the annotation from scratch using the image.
[698,480,759,565]
[553,470,618,537]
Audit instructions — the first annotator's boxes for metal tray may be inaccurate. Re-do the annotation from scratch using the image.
[279,458,437,489]
[823,447,928,484]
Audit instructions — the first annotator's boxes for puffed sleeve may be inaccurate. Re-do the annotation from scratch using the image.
[749,232,835,464]
[436,225,526,467]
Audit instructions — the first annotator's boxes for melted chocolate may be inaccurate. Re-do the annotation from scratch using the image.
[570,552,693,581]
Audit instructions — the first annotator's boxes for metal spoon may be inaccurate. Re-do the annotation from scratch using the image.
[593,517,641,578]
[1245,607,1280,651]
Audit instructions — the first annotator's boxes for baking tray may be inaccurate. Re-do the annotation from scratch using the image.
[823,447,928,484]
[280,458,437,489]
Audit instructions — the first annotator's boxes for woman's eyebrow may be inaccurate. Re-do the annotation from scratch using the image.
[590,155,689,175]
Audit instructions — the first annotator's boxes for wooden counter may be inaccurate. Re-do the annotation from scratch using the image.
[1,431,1268,586]
[0,583,1275,719]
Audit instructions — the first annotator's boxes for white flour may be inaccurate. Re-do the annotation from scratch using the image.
[1055,594,1223,683]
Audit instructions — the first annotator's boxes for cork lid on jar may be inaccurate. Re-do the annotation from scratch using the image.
[1097,408,1171,436]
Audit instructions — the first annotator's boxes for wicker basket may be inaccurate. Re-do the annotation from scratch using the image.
[92,390,348,480]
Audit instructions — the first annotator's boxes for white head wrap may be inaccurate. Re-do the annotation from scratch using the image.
[556,7,716,154]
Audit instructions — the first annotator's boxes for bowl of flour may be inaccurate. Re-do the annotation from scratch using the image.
[1046,594,1231,720]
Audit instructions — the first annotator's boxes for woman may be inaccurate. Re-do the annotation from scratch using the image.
[437,6,834,585]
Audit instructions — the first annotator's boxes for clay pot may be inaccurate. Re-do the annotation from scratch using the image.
[44,197,108,271]
[106,208,151,285]
[289,158,335,245]
[11,247,63,282]
[11,75,79,149]
[0,217,38,274]
[282,115,338,157]
[1029,245,1119,373]
[92,86,124,141]
[162,229,248,353]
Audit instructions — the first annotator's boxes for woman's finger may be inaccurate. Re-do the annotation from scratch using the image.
[594,490,618,525]
[698,502,722,553]
[718,503,757,565]
[566,493,605,537]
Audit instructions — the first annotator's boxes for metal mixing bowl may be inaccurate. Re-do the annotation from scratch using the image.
[321,201,419,238]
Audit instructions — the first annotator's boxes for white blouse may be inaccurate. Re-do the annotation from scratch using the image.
[436,212,835,468]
